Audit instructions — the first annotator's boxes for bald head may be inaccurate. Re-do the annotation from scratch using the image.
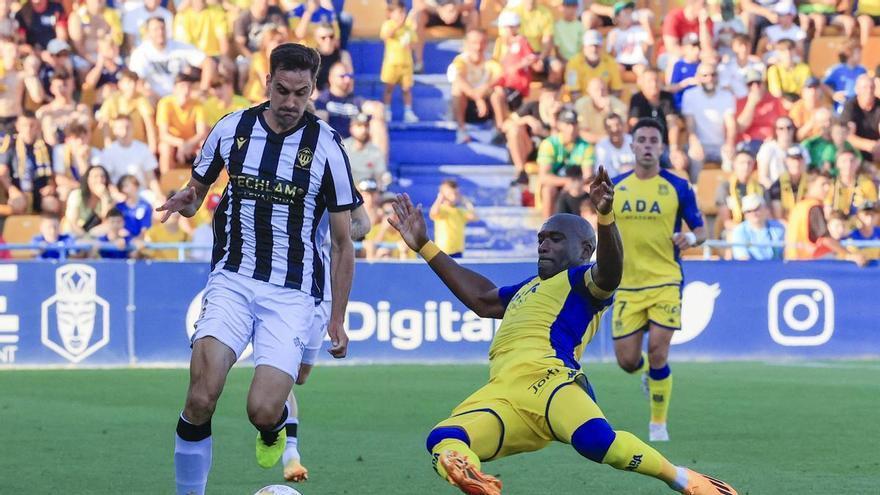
[537,213,597,279]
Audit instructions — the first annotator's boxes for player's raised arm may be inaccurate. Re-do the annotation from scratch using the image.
[588,166,623,295]
[389,193,506,319]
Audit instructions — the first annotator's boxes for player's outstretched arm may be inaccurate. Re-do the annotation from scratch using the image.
[389,193,506,319]
[155,179,210,222]
[350,204,371,241]
[328,210,355,359]
[589,166,623,294]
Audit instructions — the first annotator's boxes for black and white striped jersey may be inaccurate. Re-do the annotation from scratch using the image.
[192,103,358,298]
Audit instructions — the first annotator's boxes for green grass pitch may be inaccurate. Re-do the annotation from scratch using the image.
[1,361,878,494]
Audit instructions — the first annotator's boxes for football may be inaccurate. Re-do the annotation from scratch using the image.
[253,485,302,495]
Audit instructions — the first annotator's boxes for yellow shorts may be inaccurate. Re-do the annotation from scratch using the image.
[612,285,681,339]
[436,360,604,461]
[380,63,414,88]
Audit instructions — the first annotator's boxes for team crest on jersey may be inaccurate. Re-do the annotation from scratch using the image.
[235,136,248,149]
[658,184,669,195]
[296,148,314,169]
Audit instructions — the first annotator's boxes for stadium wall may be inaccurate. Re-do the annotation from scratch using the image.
[0,260,876,367]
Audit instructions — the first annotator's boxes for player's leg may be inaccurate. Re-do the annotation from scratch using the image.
[175,337,237,495]
[248,364,295,468]
[547,380,737,494]
[175,272,255,495]
[647,322,675,441]
[426,411,504,495]
[611,292,650,377]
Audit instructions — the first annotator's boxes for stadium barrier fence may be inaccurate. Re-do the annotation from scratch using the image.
[0,256,877,368]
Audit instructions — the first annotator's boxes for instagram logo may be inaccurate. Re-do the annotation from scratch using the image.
[768,279,835,346]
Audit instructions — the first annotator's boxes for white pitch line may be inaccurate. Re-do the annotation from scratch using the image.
[763,361,880,370]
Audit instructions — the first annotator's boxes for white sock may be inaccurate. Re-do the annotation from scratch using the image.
[282,417,300,465]
[174,415,212,495]
[667,466,690,491]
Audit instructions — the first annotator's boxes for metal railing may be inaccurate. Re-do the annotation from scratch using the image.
[1,240,879,261]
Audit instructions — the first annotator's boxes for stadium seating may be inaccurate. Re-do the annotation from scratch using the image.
[160,169,193,195]
[695,168,724,217]
[2,215,40,259]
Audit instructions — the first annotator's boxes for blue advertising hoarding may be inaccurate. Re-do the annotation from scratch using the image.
[0,260,876,367]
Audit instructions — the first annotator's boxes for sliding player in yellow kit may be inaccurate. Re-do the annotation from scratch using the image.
[388,167,736,495]
[611,119,708,442]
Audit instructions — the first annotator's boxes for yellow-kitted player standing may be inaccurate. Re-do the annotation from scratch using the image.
[387,169,736,495]
[611,118,707,443]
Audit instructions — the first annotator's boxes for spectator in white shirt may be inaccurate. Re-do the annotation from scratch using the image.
[342,113,389,188]
[606,1,653,77]
[593,114,634,178]
[719,33,765,99]
[756,115,809,187]
[122,0,173,48]
[682,62,737,179]
[128,16,214,99]
[101,114,162,204]
[764,2,806,56]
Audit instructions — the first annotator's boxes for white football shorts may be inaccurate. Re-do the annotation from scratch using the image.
[303,300,331,366]
[192,270,315,380]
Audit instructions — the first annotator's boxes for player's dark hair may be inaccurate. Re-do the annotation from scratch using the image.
[269,43,321,80]
[630,118,664,138]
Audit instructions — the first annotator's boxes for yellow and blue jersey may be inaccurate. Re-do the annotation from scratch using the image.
[490,265,612,376]
[612,169,703,290]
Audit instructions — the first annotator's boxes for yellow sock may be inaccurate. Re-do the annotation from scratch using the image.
[648,373,673,424]
[602,430,678,482]
[431,439,480,482]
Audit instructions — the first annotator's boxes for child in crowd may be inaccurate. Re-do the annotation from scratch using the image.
[380,0,418,123]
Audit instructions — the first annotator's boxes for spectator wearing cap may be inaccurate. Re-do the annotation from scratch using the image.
[766,39,812,108]
[736,69,786,154]
[857,0,880,51]
[314,22,353,93]
[449,29,501,144]
[0,113,57,214]
[553,0,584,65]
[14,0,67,51]
[628,67,682,149]
[123,0,174,49]
[802,114,857,170]
[574,77,626,144]
[717,149,765,232]
[129,16,215,99]
[764,3,806,56]
[489,11,536,141]
[847,202,880,260]
[789,77,828,141]
[593,113,634,178]
[785,170,867,265]
[0,39,45,135]
[661,0,713,65]
[344,113,389,187]
[68,0,123,69]
[188,192,223,262]
[768,145,808,220]
[510,0,562,84]
[718,33,765,99]
[667,32,702,111]
[823,40,867,114]
[682,61,737,179]
[827,149,878,216]
[606,1,653,78]
[96,70,158,153]
[503,83,560,181]
[756,116,809,187]
[36,72,91,147]
[412,0,478,73]
[53,121,102,201]
[841,74,880,162]
[564,30,622,99]
[156,73,208,173]
[799,0,854,42]
[314,62,388,156]
[536,106,594,218]
[100,114,162,203]
[729,194,785,260]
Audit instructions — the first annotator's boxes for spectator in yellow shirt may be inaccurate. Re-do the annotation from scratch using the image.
[826,149,878,215]
[96,70,158,153]
[243,26,287,103]
[174,0,231,58]
[564,30,623,99]
[429,179,476,258]
[380,0,419,123]
[156,73,208,173]
[203,75,251,126]
[143,202,190,260]
[513,0,563,84]
[766,39,813,108]
[449,29,501,144]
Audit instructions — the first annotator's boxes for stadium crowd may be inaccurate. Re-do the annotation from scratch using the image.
[0,0,878,263]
